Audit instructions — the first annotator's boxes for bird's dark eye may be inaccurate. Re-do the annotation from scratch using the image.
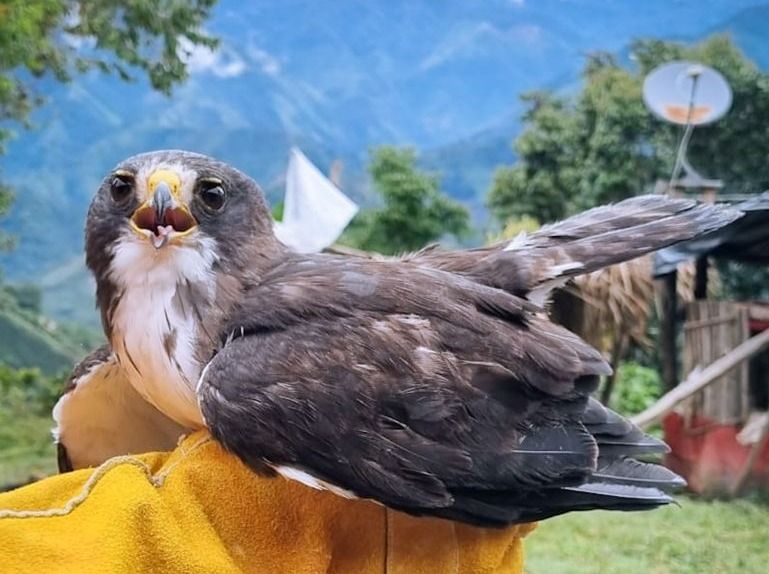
[110,174,134,203]
[198,180,226,212]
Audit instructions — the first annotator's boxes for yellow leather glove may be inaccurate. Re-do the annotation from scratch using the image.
[0,431,535,573]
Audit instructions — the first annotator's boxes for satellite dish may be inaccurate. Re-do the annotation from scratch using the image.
[643,61,732,126]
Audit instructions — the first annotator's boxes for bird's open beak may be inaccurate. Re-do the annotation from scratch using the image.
[130,170,197,249]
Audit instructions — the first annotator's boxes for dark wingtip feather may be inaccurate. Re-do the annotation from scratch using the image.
[594,433,670,456]
[593,457,686,491]
[583,399,671,456]
[563,482,674,505]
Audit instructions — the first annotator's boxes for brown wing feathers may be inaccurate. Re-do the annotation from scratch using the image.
[198,195,734,526]
[199,257,665,526]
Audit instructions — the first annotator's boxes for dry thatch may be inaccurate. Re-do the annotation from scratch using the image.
[569,257,657,350]
[549,256,718,403]
[554,256,717,352]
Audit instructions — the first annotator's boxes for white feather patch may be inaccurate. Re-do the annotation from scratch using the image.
[545,262,584,277]
[274,465,357,499]
[108,230,218,428]
[527,262,584,307]
[503,231,530,251]
[528,277,571,308]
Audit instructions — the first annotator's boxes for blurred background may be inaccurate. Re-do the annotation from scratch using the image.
[1,1,769,572]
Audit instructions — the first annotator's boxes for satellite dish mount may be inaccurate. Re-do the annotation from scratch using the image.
[643,61,732,191]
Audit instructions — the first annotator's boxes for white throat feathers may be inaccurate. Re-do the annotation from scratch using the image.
[108,229,219,428]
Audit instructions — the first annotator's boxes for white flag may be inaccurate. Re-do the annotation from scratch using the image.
[273,148,359,253]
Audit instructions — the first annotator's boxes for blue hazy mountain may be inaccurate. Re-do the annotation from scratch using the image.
[2,0,768,325]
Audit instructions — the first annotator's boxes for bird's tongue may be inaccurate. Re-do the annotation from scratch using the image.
[131,204,197,248]
[151,225,175,249]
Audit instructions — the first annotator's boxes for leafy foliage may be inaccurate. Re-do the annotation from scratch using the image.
[488,35,769,225]
[0,364,64,416]
[495,215,541,242]
[0,180,13,251]
[487,92,579,223]
[716,260,769,301]
[342,146,470,255]
[3,282,42,314]
[0,282,96,485]
[608,361,662,416]
[0,0,219,248]
[0,0,218,105]
[0,365,63,486]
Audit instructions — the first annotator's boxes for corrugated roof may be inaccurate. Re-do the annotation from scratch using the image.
[654,192,769,275]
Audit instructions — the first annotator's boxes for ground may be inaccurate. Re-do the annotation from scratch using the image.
[525,496,769,574]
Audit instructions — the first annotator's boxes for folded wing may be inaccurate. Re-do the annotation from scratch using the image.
[198,258,680,526]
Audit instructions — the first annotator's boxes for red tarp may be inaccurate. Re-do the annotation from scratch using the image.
[664,412,769,494]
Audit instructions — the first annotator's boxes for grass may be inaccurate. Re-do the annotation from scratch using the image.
[0,398,57,487]
[525,496,769,574]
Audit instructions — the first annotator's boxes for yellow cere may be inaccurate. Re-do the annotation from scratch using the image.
[147,169,183,200]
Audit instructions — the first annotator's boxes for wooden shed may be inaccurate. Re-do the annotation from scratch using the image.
[640,192,769,495]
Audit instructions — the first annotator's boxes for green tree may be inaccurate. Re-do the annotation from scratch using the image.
[488,35,769,224]
[0,180,12,251]
[0,0,219,248]
[487,92,578,223]
[343,146,470,255]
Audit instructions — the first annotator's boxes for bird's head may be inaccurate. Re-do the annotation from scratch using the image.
[85,150,282,330]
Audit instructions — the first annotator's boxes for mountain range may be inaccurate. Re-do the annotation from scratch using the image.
[2,0,769,327]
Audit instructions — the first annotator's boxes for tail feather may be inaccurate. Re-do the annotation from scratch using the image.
[541,195,682,238]
[592,435,669,457]
[582,397,635,434]
[515,196,741,302]
[532,195,730,244]
[561,482,673,504]
[410,195,741,304]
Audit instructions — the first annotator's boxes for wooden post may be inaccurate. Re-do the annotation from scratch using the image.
[600,334,629,405]
[659,271,679,392]
[694,256,708,300]
[632,327,769,429]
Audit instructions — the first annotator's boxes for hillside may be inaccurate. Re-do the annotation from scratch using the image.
[0,287,96,374]
[1,1,769,325]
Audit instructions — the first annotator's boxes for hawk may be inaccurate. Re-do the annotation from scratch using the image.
[53,150,739,526]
